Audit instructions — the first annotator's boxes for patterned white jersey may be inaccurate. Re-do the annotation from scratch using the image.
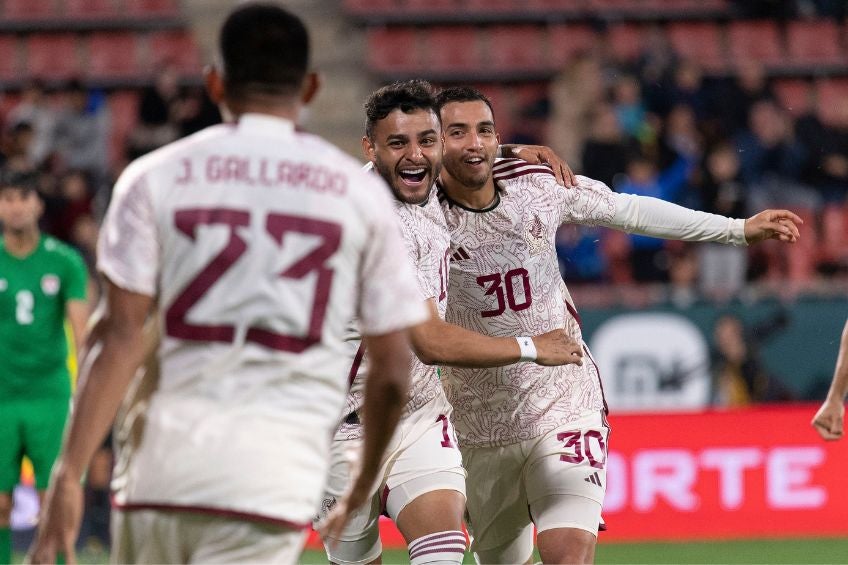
[441,159,747,448]
[98,114,427,526]
[337,185,452,441]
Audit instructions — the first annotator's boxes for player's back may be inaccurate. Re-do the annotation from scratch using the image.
[100,114,420,524]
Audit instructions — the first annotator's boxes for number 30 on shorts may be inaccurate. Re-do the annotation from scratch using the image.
[557,430,607,469]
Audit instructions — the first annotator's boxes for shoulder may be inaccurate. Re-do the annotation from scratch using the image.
[42,236,86,268]
[492,158,556,183]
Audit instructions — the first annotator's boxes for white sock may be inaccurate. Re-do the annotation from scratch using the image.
[408,530,467,565]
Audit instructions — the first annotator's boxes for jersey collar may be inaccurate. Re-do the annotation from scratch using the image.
[236,113,296,137]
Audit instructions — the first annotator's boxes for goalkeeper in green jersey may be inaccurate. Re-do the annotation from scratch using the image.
[0,170,89,563]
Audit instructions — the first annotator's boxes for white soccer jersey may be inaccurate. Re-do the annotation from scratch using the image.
[440,159,746,448]
[99,114,427,526]
[336,186,452,441]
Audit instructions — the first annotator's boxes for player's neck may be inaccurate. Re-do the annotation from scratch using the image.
[439,173,497,210]
[3,227,40,257]
[224,95,301,124]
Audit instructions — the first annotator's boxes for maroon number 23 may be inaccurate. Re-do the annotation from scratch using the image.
[166,207,341,353]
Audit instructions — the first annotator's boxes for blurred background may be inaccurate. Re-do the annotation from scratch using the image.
[1,0,846,562]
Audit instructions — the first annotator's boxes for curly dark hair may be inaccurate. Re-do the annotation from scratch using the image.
[364,80,438,139]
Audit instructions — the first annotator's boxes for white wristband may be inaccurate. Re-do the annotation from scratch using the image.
[516,336,537,362]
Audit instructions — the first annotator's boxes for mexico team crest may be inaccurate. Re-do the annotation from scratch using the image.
[524,213,548,257]
[41,274,60,295]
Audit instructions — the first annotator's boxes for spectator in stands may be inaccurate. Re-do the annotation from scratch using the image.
[612,74,654,143]
[53,81,110,193]
[48,171,93,243]
[665,243,700,309]
[176,86,221,138]
[710,311,794,406]
[555,224,607,283]
[667,61,711,122]
[616,148,698,282]
[581,102,634,188]
[716,60,777,137]
[636,25,678,116]
[795,107,848,204]
[735,99,819,211]
[7,81,56,168]
[128,63,182,159]
[697,143,750,299]
[2,123,37,172]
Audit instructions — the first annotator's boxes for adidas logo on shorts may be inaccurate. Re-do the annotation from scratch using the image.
[585,471,603,487]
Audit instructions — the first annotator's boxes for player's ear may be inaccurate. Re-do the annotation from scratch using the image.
[361,135,375,162]
[300,72,320,105]
[204,65,224,105]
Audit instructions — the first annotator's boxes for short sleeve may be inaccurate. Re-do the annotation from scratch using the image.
[356,178,429,336]
[97,170,159,296]
[63,247,88,302]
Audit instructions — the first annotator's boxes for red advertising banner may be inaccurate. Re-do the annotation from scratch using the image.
[601,404,847,541]
[305,404,846,549]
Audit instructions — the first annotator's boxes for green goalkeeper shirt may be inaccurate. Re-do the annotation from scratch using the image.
[0,234,88,400]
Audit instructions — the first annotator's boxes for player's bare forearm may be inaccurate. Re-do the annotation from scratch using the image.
[826,320,848,404]
[66,300,89,364]
[59,284,153,481]
[812,320,848,441]
[357,330,413,486]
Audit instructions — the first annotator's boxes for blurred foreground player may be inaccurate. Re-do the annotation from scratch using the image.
[317,81,583,565]
[435,86,803,564]
[812,318,848,441]
[29,4,426,563]
[0,171,88,565]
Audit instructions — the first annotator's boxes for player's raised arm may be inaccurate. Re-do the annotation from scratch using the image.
[410,300,583,367]
[812,319,848,441]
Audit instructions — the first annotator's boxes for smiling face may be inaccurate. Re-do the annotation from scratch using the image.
[439,100,499,192]
[363,108,442,205]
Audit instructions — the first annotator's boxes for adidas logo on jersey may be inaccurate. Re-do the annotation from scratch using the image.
[452,246,471,262]
[585,471,603,487]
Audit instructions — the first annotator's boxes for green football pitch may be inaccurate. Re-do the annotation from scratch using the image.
[14,538,848,564]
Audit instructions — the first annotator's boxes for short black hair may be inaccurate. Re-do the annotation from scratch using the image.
[0,169,39,194]
[434,85,495,122]
[219,2,310,101]
[364,80,438,140]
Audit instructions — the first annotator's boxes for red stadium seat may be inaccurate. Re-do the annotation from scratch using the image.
[343,0,396,14]
[4,0,56,19]
[819,204,848,267]
[464,0,522,12]
[423,27,481,73]
[366,27,420,72]
[125,0,179,17]
[404,0,462,13]
[816,78,848,127]
[0,36,21,80]
[786,20,843,67]
[63,0,118,18]
[25,34,81,80]
[773,79,812,116]
[487,25,547,72]
[549,24,597,67]
[605,23,645,64]
[727,21,784,68]
[149,30,202,74]
[667,22,725,72]
[86,32,140,78]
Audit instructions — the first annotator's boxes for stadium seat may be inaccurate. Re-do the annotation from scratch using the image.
[149,31,203,74]
[464,0,522,12]
[125,0,180,17]
[487,25,547,72]
[63,0,119,18]
[666,22,725,72]
[4,0,56,19]
[548,23,597,67]
[786,20,843,67]
[422,26,481,73]
[727,21,784,68]
[342,0,396,14]
[366,27,420,73]
[86,32,140,79]
[605,23,645,64]
[773,79,812,116]
[0,36,20,81]
[815,78,848,126]
[404,0,464,13]
[25,34,81,80]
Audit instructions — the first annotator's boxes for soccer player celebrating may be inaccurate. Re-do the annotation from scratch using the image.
[812,318,847,441]
[29,4,428,564]
[434,86,802,564]
[318,81,583,565]
[0,170,88,565]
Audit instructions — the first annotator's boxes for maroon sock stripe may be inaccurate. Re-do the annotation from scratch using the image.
[408,534,467,554]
